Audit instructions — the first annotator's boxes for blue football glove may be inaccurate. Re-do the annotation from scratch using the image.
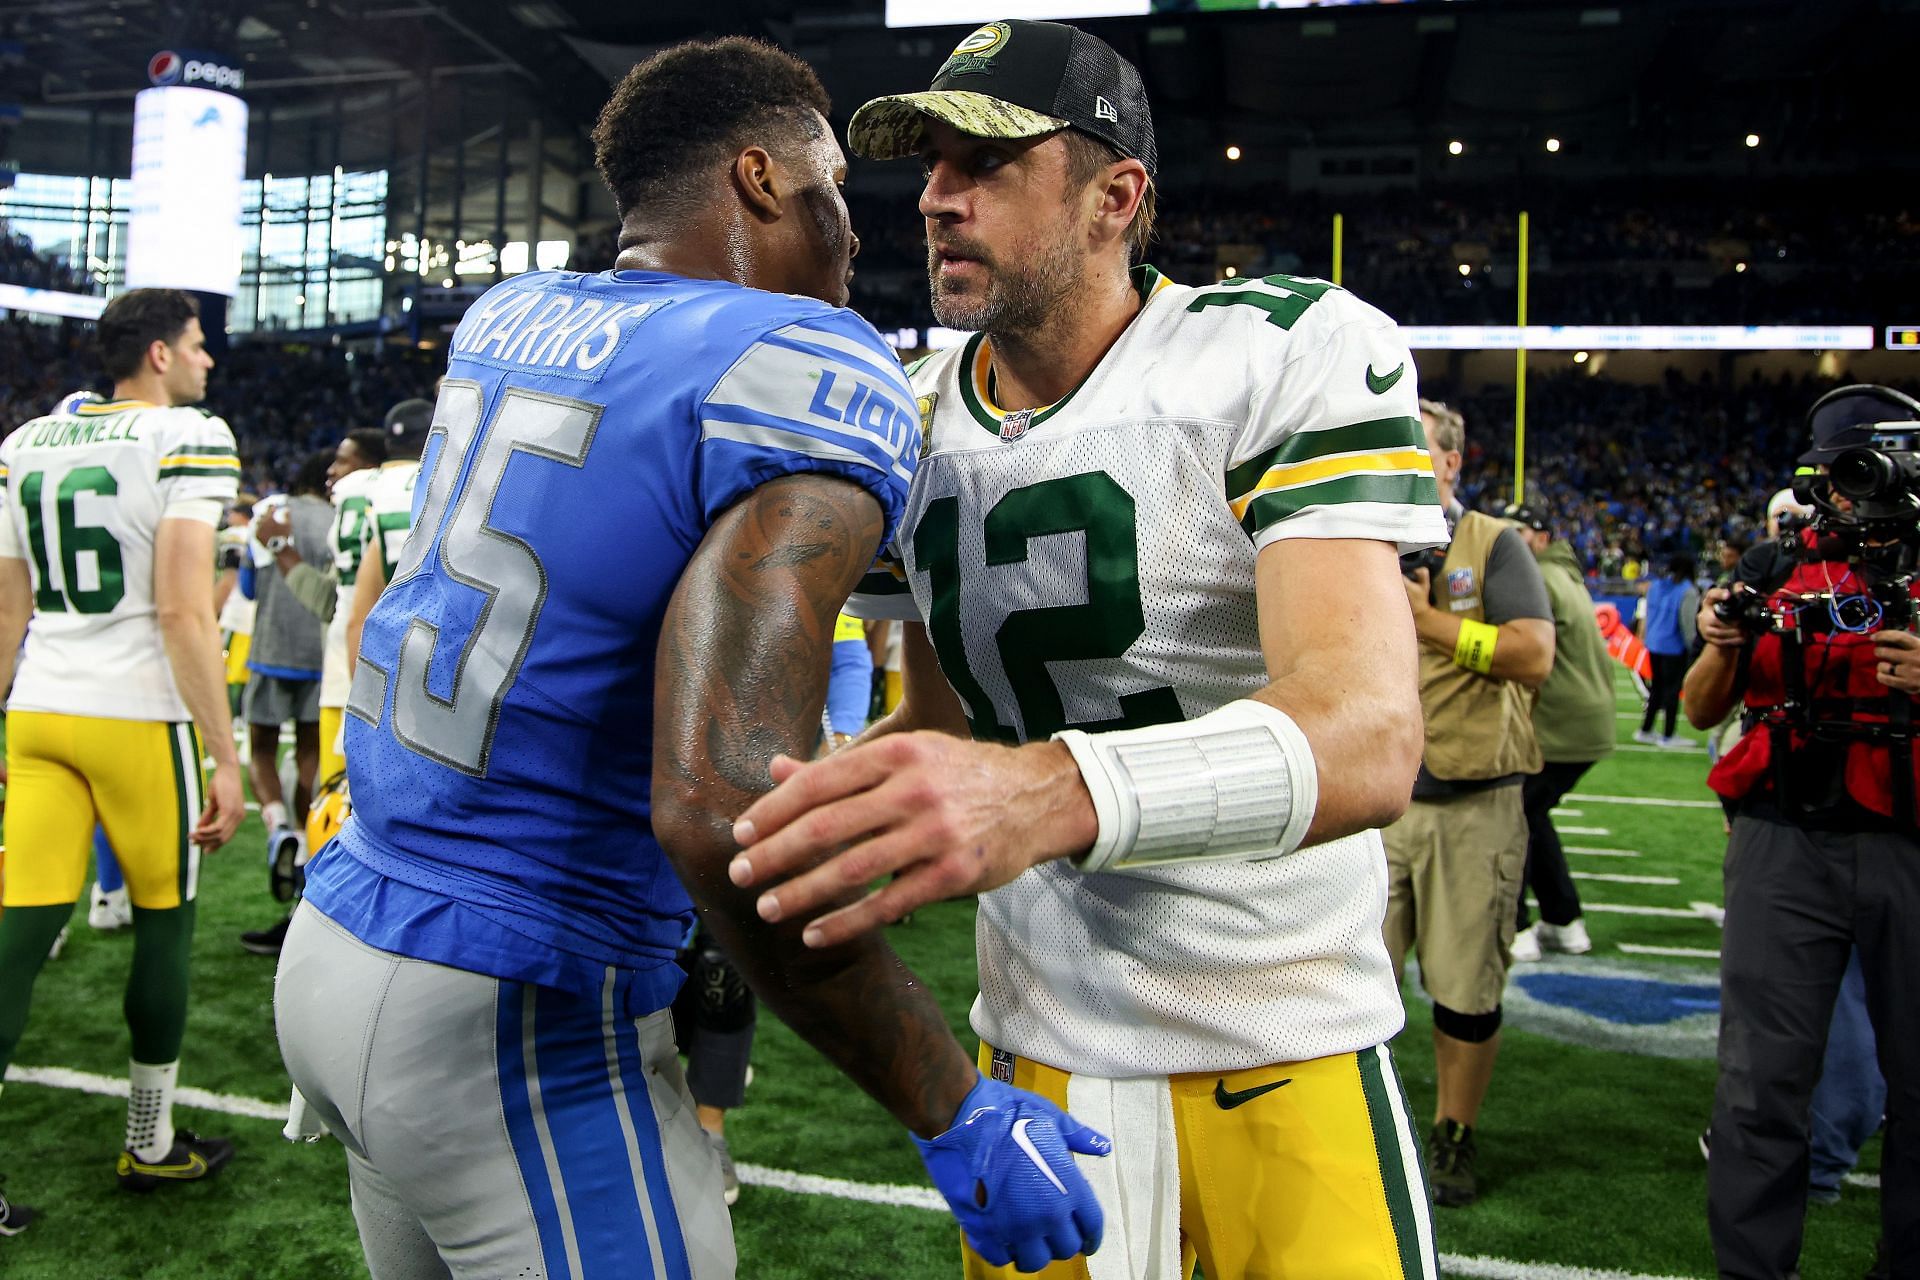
[914,1073,1111,1273]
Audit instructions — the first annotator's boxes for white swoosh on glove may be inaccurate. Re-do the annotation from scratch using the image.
[1012,1118,1068,1194]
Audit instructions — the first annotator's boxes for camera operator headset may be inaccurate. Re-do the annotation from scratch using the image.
[1687,384,1919,1280]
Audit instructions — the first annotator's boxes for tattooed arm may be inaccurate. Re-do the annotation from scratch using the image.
[651,472,978,1139]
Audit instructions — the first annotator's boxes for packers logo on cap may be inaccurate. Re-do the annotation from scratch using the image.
[939,22,1011,78]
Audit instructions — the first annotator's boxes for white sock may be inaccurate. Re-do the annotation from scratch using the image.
[261,801,288,832]
[128,1059,179,1162]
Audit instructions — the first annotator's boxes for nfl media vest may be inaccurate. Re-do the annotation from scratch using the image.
[1707,544,1920,826]
[1418,510,1544,782]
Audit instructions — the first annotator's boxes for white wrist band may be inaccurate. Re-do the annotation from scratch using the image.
[1053,699,1319,874]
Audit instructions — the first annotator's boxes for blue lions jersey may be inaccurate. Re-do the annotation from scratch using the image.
[304,269,920,1015]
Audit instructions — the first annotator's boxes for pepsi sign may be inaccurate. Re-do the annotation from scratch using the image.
[148,49,244,92]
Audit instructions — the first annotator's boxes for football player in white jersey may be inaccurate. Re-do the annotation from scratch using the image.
[0,289,245,1218]
[343,398,431,673]
[732,20,1449,1280]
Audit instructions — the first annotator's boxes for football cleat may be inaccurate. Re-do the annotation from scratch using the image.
[89,884,133,931]
[0,1175,36,1237]
[267,826,306,904]
[240,916,291,957]
[116,1130,234,1192]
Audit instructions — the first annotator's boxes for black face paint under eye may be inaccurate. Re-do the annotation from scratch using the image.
[798,182,850,266]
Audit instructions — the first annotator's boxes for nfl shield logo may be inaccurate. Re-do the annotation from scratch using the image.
[1448,567,1476,598]
[999,409,1034,442]
[990,1047,1015,1083]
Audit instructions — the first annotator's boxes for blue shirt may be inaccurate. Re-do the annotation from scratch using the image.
[1642,576,1692,656]
[305,269,920,1015]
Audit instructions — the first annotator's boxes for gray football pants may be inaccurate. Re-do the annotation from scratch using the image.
[275,903,734,1280]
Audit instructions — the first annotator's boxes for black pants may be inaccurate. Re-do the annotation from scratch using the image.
[1516,759,1595,929]
[1642,651,1689,737]
[1708,815,1920,1279]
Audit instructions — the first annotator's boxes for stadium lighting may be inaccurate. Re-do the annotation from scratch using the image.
[1545,137,1561,153]
[1736,262,1749,273]
[1573,350,1589,363]
[1224,266,1238,278]
[1225,145,1242,161]
[442,278,454,288]
[1457,263,1472,277]
[1447,140,1464,156]
[1745,133,1761,148]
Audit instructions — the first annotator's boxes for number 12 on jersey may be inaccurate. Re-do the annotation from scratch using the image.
[917,470,1181,743]
[346,379,601,777]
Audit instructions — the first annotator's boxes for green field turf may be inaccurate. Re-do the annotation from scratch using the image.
[0,672,1888,1279]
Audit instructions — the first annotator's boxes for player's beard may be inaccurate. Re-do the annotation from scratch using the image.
[928,224,1083,337]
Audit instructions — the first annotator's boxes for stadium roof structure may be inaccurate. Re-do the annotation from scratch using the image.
[1,0,1914,180]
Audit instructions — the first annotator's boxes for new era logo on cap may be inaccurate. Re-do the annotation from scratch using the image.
[1095,95,1118,123]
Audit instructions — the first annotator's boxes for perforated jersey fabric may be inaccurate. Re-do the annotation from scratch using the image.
[849,267,1447,1075]
[0,400,240,721]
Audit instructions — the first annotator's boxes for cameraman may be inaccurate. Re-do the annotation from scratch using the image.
[1688,385,1919,1280]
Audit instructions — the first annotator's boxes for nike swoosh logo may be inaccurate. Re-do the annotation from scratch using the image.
[1011,1118,1068,1194]
[1214,1077,1292,1110]
[120,1151,209,1179]
[1366,362,1406,395]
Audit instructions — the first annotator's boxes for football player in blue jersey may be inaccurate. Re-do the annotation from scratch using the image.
[273,36,1107,1280]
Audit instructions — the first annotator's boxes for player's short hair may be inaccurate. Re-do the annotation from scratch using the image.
[1420,398,1466,454]
[97,288,199,382]
[345,428,389,466]
[1061,130,1156,261]
[592,37,832,222]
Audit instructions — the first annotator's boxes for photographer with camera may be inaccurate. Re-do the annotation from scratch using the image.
[1688,385,1919,1280]
[1385,400,1555,1208]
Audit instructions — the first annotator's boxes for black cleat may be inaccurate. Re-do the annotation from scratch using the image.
[268,827,304,903]
[1427,1119,1479,1208]
[0,1177,36,1237]
[116,1130,235,1192]
[240,915,292,956]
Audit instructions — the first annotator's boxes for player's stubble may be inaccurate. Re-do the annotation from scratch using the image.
[927,209,1085,337]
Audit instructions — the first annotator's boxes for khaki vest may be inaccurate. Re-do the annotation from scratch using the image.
[1418,510,1543,782]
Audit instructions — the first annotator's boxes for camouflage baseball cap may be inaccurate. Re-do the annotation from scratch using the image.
[848,19,1157,179]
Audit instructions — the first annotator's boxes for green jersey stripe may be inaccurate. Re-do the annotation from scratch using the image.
[1226,416,1425,499]
[159,464,242,479]
[1358,1047,1431,1280]
[1239,472,1439,535]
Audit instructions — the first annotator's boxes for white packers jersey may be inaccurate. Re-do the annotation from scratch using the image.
[216,524,254,636]
[319,466,378,708]
[365,458,421,584]
[0,398,241,721]
[849,268,1448,1076]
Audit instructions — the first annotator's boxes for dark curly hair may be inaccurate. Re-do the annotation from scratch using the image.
[593,37,832,222]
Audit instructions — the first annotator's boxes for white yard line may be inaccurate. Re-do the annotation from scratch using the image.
[3,1063,1714,1279]
[1616,744,1705,755]
[1567,793,1724,810]
[1549,808,1583,817]
[1566,846,1642,858]
[1570,871,1681,885]
[1618,943,1722,960]
[1845,1172,1880,1189]
[1557,826,1612,836]
[1584,902,1713,919]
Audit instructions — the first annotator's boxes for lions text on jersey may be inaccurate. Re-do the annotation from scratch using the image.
[306,268,920,1013]
[849,267,1448,1076]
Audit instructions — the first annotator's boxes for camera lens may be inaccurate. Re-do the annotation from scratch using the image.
[1830,447,1897,501]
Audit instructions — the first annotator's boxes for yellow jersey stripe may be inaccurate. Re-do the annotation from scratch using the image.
[1229,449,1432,520]
[157,454,241,470]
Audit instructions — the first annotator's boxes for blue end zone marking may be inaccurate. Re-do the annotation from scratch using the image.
[1511,971,1720,1026]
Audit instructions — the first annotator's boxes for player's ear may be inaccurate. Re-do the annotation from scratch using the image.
[147,337,172,376]
[731,144,783,224]
[1090,159,1147,249]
